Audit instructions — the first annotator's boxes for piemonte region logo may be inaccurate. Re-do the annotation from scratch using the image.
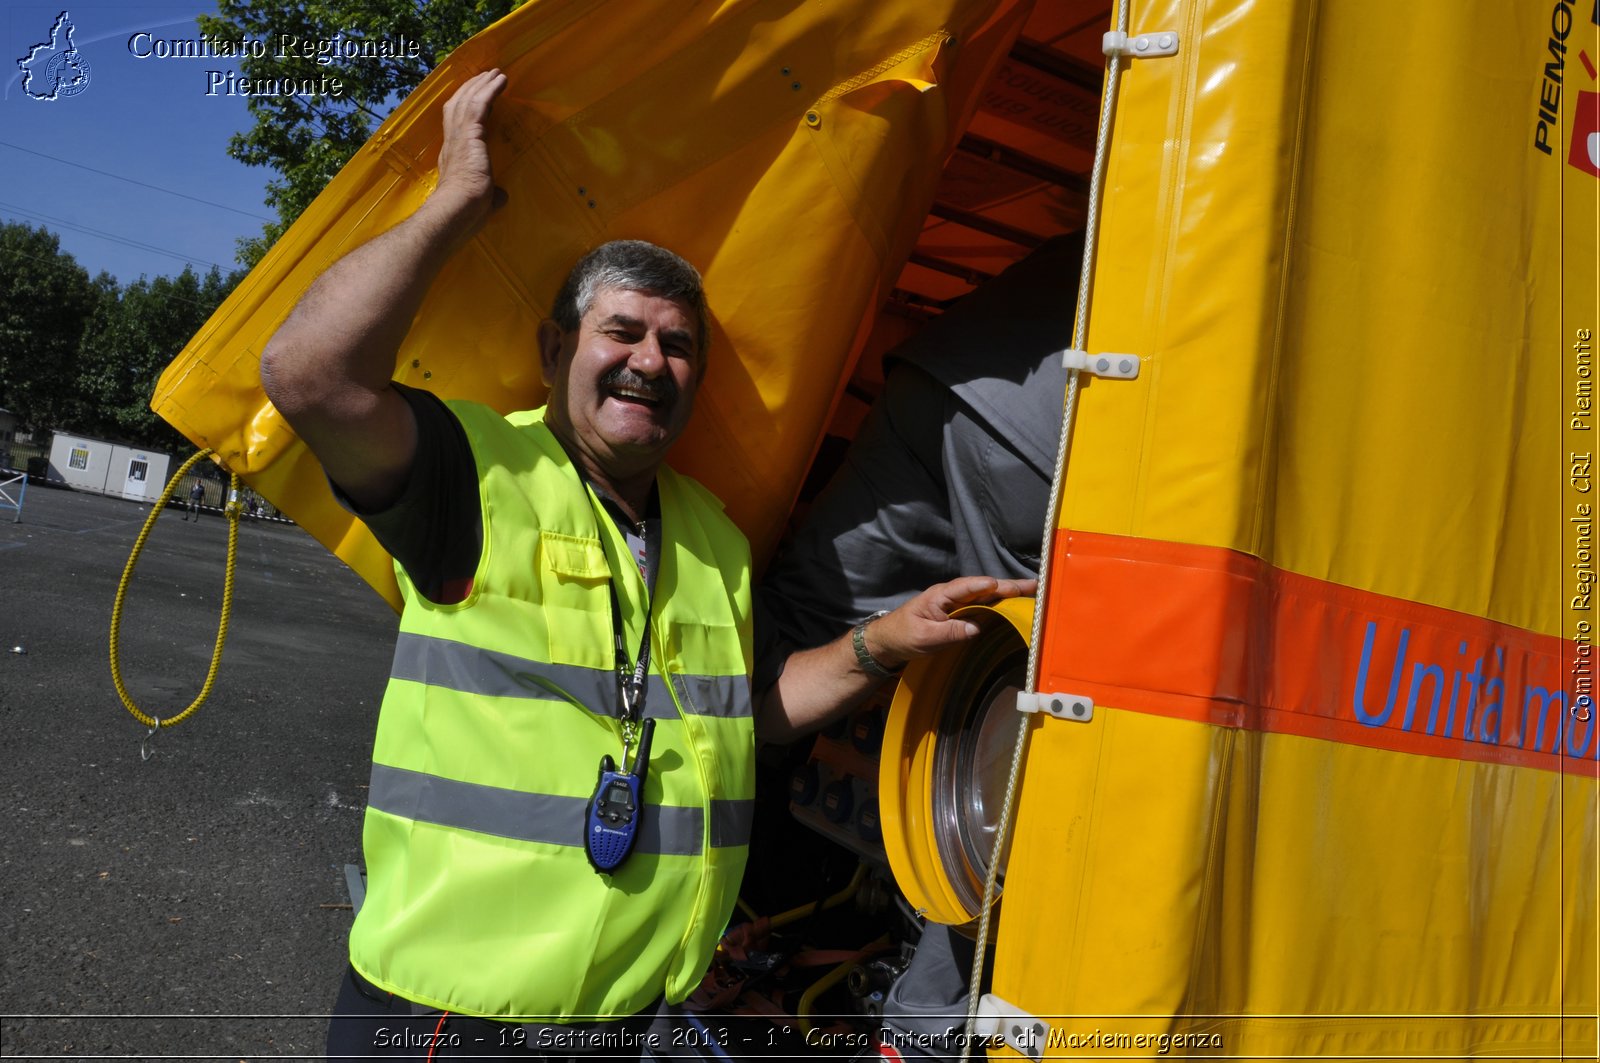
[17,10,91,101]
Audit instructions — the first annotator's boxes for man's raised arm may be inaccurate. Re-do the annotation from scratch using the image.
[259,70,507,512]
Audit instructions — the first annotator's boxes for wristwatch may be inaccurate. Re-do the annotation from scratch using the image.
[851,610,904,679]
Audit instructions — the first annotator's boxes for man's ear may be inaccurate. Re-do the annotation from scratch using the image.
[536,320,564,386]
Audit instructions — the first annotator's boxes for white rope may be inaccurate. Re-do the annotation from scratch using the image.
[959,0,1134,1052]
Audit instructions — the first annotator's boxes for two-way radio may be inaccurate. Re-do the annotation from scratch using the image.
[586,717,655,873]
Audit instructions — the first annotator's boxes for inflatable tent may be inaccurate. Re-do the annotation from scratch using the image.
[154,0,1597,1056]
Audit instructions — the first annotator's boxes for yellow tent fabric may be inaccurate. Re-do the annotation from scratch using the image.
[151,0,1034,610]
[993,0,1598,1057]
[153,0,1598,1056]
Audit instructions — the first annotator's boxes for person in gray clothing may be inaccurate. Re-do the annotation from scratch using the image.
[756,234,1077,685]
[754,234,1081,1056]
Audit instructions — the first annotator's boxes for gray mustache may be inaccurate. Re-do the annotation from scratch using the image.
[600,366,675,404]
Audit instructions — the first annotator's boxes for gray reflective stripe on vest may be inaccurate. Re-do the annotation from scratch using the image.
[667,672,752,719]
[708,795,754,848]
[389,632,752,720]
[368,763,753,852]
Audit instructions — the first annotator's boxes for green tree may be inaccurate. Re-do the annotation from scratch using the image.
[199,0,529,267]
[77,266,239,452]
[0,221,101,432]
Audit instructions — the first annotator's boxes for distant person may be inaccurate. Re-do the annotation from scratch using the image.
[183,478,205,521]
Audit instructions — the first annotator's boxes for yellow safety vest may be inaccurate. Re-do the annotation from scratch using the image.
[348,403,755,1020]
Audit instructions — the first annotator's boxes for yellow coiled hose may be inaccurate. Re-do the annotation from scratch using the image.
[109,449,241,752]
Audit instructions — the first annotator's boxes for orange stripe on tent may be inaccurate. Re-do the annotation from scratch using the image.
[1037,531,1597,776]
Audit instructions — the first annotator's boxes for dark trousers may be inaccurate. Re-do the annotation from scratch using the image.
[326,965,663,1061]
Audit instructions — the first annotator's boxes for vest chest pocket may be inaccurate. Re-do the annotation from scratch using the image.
[661,619,748,708]
[536,532,614,672]
[660,616,756,812]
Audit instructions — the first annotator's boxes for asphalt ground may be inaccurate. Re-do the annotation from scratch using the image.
[0,485,892,1063]
[1,484,398,1060]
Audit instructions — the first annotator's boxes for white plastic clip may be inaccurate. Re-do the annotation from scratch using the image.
[1103,30,1180,58]
[1062,349,1140,379]
[974,994,1049,1062]
[1018,691,1094,722]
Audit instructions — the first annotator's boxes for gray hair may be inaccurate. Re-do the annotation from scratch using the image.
[551,240,710,359]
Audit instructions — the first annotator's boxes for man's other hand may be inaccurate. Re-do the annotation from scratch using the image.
[863,576,1037,671]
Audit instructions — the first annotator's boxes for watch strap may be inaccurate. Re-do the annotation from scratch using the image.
[851,610,903,679]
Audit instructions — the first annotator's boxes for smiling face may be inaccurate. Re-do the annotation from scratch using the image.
[539,285,704,493]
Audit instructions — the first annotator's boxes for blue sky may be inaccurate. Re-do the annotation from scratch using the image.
[2,3,279,284]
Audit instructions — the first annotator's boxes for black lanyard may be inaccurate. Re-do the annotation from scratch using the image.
[571,472,664,875]
[607,550,655,724]
[596,491,660,734]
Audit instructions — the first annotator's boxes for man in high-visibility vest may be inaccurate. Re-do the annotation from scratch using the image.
[261,69,1030,1059]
